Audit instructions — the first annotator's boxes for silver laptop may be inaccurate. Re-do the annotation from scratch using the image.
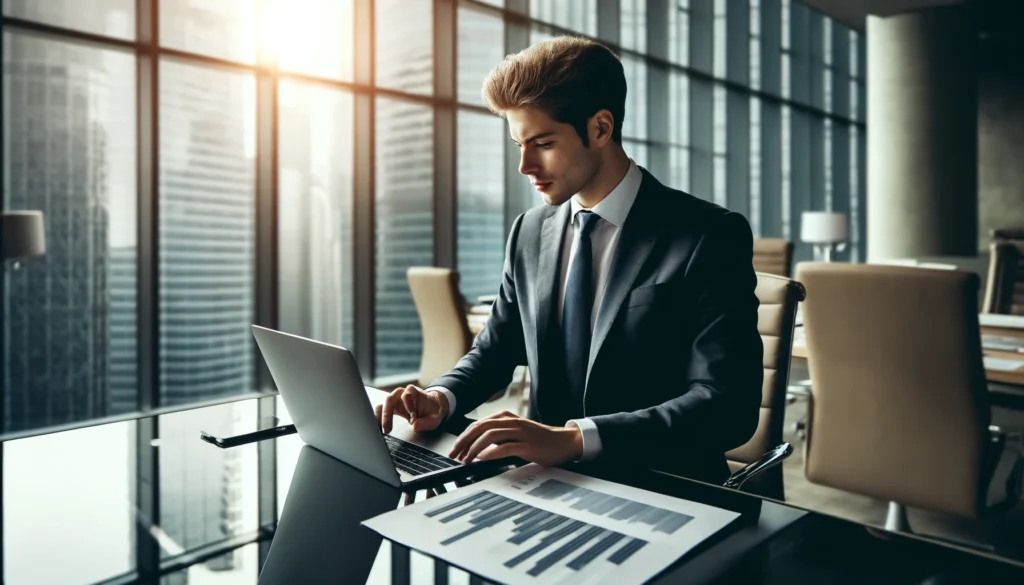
[252,325,496,489]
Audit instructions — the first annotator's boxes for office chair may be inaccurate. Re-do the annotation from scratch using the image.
[407,267,528,410]
[407,267,475,389]
[983,241,1024,315]
[723,272,806,500]
[752,238,794,277]
[797,263,1024,537]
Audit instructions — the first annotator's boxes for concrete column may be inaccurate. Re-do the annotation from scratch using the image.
[866,5,977,261]
[978,38,1024,252]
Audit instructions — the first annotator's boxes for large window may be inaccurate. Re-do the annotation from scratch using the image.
[278,82,354,350]
[2,32,137,433]
[457,5,503,107]
[158,60,256,407]
[457,111,506,304]
[375,97,433,377]
[375,0,432,96]
[160,0,257,64]
[2,0,134,39]
[2,0,865,436]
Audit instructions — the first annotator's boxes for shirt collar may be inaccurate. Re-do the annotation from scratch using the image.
[570,159,642,228]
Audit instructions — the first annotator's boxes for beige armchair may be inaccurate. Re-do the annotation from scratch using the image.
[752,238,794,277]
[797,263,1022,534]
[724,272,805,501]
[407,267,473,389]
[983,241,1024,315]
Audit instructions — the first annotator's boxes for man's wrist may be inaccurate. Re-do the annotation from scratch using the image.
[564,425,584,462]
[428,389,450,419]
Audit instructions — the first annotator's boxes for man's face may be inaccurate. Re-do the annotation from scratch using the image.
[506,107,601,206]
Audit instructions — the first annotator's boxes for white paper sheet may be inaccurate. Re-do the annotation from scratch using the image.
[362,464,740,585]
[984,356,1024,372]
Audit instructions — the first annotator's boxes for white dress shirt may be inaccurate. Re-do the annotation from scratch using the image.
[433,160,643,462]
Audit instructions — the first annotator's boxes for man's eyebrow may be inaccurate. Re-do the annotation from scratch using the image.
[511,132,555,144]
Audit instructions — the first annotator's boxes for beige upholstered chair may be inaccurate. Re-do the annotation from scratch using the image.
[407,267,473,389]
[724,272,805,501]
[983,241,1024,315]
[797,263,1022,533]
[752,238,794,277]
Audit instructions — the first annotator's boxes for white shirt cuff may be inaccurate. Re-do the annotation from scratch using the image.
[566,418,602,462]
[425,387,456,419]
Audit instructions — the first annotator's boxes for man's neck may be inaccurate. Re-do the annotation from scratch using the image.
[574,148,631,209]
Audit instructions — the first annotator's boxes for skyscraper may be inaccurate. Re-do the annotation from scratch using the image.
[278,83,355,350]
[3,31,118,432]
[158,58,255,407]
[109,244,138,415]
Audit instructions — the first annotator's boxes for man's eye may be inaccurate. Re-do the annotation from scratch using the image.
[535,142,552,149]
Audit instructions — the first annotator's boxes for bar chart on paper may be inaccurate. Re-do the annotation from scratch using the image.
[363,465,740,584]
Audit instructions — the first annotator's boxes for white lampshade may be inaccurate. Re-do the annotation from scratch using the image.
[800,211,847,244]
[2,211,46,260]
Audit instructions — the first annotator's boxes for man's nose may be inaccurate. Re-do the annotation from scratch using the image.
[518,150,538,176]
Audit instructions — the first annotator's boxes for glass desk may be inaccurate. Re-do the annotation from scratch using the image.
[4,394,1024,584]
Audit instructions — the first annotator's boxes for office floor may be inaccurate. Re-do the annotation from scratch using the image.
[471,363,1024,561]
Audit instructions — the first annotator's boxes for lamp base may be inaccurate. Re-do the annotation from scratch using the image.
[811,242,847,263]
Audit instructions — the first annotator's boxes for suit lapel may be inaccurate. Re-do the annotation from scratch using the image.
[534,203,571,361]
[586,172,665,388]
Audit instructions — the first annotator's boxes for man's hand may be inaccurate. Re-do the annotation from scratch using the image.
[374,385,450,434]
[449,410,583,467]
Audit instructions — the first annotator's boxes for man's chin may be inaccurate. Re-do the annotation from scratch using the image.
[542,191,574,206]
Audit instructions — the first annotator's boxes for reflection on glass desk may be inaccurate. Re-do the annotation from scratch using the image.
[5,395,1024,584]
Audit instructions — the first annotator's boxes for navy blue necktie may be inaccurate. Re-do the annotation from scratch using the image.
[563,210,601,412]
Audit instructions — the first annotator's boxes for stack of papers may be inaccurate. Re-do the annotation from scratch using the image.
[363,464,740,584]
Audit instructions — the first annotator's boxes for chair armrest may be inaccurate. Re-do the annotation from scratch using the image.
[723,443,793,492]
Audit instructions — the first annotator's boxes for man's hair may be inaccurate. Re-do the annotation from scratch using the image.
[482,36,626,146]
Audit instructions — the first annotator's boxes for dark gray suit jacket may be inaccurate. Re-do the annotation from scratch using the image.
[433,168,763,485]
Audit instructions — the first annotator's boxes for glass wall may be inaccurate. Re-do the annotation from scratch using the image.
[1,0,864,435]
[2,30,138,432]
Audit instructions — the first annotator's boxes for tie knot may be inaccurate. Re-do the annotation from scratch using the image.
[576,210,600,237]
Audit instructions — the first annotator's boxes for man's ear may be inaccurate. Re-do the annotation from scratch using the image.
[589,109,615,147]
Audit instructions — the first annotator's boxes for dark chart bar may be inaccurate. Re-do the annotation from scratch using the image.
[567,531,627,571]
[526,525,606,576]
[608,538,649,565]
[422,490,651,577]
[525,479,693,534]
[425,490,494,518]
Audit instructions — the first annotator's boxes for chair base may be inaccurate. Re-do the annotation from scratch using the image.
[885,501,911,532]
[867,502,999,554]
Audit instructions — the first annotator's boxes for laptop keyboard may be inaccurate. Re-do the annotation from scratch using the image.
[384,434,461,476]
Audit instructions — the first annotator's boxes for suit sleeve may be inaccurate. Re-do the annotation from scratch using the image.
[428,214,529,418]
[588,211,763,467]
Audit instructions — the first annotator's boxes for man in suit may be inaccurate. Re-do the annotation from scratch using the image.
[376,36,762,484]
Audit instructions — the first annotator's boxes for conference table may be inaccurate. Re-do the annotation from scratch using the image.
[791,325,1024,387]
[7,390,1024,584]
[791,323,1024,411]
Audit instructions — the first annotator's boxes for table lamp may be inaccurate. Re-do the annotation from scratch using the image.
[800,211,846,262]
[2,211,46,269]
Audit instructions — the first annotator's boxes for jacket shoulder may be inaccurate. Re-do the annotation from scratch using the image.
[640,169,735,230]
